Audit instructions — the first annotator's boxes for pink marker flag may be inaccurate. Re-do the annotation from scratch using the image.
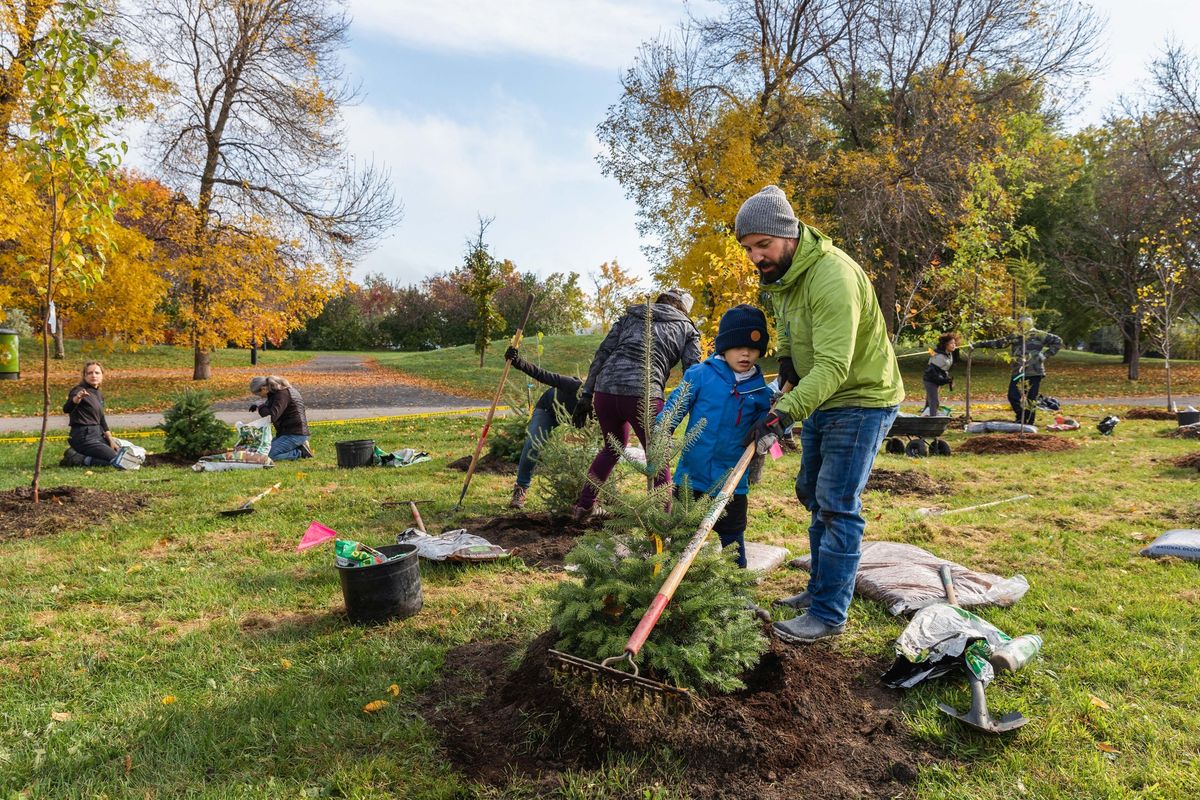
[768,441,784,460]
[297,520,338,552]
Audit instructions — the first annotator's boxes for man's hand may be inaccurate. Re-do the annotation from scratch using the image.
[571,395,593,429]
[504,345,519,362]
[777,356,800,387]
[744,410,793,453]
[249,403,260,413]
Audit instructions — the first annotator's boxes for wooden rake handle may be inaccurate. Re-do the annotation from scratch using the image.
[242,482,281,508]
[454,293,536,509]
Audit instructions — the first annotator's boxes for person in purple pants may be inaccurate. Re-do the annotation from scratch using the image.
[570,288,701,521]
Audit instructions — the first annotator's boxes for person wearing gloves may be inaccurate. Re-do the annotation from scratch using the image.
[659,304,773,567]
[571,289,702,521]
[502,344,583,509]
[249,375,312,460]
[971,316,1062,425]
[736,185,904,643]
[920,332,960,416]
[61,361,129,468]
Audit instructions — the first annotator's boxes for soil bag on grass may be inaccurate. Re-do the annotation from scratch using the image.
[965,421,1037,434]
[396,528,509,562]
[192,417,275,471]
[790,541,1029,615]
[882,604,1013,688]
[1140,529,1200,561]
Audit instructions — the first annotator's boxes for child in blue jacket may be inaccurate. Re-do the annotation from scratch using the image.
[660,304,773,567]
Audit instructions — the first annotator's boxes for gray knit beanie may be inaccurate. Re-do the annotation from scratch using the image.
[735,185,800,240]
[249,376,268,393]
[665,287,694,314]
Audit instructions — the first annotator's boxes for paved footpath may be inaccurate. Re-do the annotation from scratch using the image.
[0,354,487,434]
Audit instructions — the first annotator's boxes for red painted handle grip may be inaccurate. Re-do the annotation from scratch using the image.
[626,592,670,656]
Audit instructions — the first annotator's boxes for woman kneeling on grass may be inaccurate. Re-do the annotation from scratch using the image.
[249,375,313,460]
[62,361,129,468]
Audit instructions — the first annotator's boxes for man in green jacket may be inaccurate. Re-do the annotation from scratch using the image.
[738,185,904,643]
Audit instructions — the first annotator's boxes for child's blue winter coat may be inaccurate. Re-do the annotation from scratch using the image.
[659,356,773,496]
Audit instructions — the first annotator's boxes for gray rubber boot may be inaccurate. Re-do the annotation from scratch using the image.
[772,591,813,611]
[772,612,845,644]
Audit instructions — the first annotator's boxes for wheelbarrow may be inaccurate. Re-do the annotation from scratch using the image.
[883,415,953,458]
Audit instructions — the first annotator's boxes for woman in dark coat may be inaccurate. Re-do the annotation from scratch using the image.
[249,375,312,460]
[62,361,121,467]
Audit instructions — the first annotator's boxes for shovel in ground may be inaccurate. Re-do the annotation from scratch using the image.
[935,565,1029,734]
[221,483,282,517]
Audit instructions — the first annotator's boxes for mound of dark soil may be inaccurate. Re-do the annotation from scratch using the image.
[1126,407,1177,421]
[142,452,195,468]
[0,486,149,542]
[446,453,517,474]
[460,512,599,568]
[866,468,949,496]
[1170,452,1200,470]
[958,433,1078,454]
[425,630,930,799]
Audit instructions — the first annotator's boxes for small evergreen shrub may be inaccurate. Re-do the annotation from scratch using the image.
[160,390,232,458]
[534,400,603,515]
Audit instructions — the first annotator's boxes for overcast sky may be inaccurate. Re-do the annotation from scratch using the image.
[164,0,1200,287]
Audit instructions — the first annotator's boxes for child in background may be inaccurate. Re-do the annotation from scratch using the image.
[921,332,959,416]
[659,305,773,567]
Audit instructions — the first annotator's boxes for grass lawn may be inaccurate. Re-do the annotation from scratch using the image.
[375,335,1200,407]
[2,410,1199,797]
[0,342,317,416]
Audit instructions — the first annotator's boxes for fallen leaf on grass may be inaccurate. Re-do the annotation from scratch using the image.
[1090,695,1112,710]
[387,683,399,696]
[1096,742,1119,753]
[51,711,72,722]
[124,754,132,775]
[161,695,177,705]
[362,700,389,713]
[280,658,292,669]
[1128,532,1149,542]
[126,564,143,575]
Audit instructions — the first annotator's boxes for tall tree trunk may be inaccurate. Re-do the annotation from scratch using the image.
[193,343,212,381]
[53,316,65,359]
[1127,318,1141,381]
[32,207,59,504]
[875,245,900,335]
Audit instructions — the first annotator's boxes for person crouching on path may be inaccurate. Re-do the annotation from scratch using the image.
[659,304,773,568]
[249,376,312,461]
[502,344,583,509]
[921,332,959,416]
[62,361,126,468]
[571,288,702,521]
[736,185,905,643]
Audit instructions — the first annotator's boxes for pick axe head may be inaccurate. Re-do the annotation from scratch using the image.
[938,675,1028,734]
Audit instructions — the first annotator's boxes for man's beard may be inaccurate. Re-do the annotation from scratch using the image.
[757,248,794,285]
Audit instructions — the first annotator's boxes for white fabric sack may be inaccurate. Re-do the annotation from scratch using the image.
[964,421,1037,434]
[1141,529,1200,561]
[112,438,146,470]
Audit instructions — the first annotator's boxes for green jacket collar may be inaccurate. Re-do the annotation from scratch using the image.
[763,223,832,294]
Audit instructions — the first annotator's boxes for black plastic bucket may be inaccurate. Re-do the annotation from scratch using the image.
[335,439,375,468]
[1178,411,1200,427]
[337,543,422,623]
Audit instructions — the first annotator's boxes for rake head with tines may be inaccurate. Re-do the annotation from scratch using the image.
[547,648,692,708]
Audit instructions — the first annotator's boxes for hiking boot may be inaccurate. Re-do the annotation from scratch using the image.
[299,440,314,459]
[771,591,813,611]
[570,504,604,523]
[508,484,528,509]
[772,612,845,644]
[60,447,86,467]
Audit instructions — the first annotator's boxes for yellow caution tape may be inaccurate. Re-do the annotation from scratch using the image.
[0,405,505,445]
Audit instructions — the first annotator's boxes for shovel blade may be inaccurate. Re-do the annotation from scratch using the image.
[220,507,253,517]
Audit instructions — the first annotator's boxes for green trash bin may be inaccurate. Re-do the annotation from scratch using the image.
[0,328,18,381]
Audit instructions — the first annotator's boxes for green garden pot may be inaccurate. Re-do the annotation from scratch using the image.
[0,329,18,380]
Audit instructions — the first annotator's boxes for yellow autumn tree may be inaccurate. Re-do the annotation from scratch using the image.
[589,259,641,329]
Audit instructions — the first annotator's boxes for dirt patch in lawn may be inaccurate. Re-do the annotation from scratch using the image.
[142,452,196,468]
[446,453,517,475]
[1169,452,1200,470]
[866,468,949,496]
[425,630,930,799]
[0,486,149,542]
[1125,407,1177,421]
[458,512,600,568]
[957,433,1078,455]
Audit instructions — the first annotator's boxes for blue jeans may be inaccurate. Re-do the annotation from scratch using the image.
[516,408,556,489]
[270,433,309,461]
[795,405,898,626]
